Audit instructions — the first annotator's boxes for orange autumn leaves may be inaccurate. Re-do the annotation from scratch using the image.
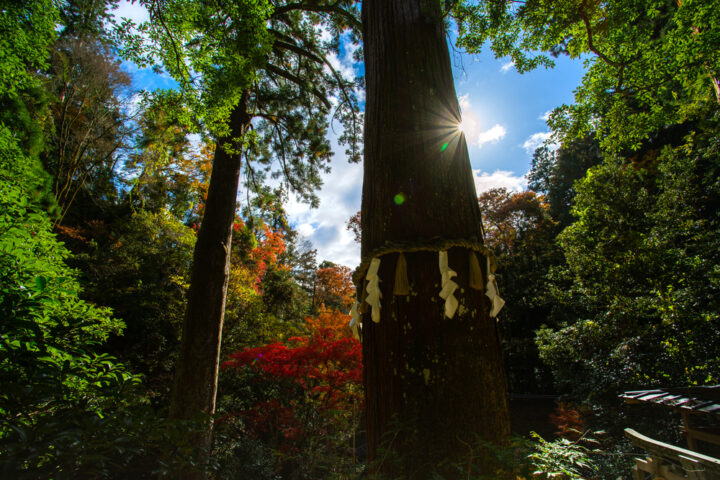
[236,220,287,293]
[227,219,288,310]
[307,264,355,339]
[226,218,356,340]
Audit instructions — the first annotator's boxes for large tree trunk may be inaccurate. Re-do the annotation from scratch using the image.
[169,93,251,479]
[360,1,510,476]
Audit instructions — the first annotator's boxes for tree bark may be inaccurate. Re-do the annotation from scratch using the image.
[361,1,510,476]
[169,92,251,479]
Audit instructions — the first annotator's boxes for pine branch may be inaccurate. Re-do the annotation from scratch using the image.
[268,29,360,155]
[272,1,361,31]
[265,63,332,110]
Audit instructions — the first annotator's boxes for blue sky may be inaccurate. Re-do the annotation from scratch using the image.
[113,1,586,268]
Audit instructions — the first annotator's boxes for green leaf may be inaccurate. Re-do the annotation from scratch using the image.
[34,275,47,292]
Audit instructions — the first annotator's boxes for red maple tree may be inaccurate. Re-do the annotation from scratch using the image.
[221,330,363,453]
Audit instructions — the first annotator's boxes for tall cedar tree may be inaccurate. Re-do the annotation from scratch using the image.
[361,0,510,476]
[168,95,252,468]
[135,1,361,472]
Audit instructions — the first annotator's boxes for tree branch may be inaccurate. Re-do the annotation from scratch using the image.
[272,1,361,31]
[149,0,190,90]
[271,37,326,65]
[267,28,359,145]
[265,63,332,110]
[578,9,623,68]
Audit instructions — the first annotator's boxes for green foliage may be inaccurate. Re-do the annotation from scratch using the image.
[59,0,121,40]
[0,0,58,97]
[0,6,200,474]
[537,122,720,401]
[0,0,56,172]
[118,0,362,211]
[123,94,205,219]
[454,0,720,153]
[0,87,202,480]
[0,119,141,476]
[528,136,603,228]
[71,209,196,401]
[364,429,602,480]
[128,0,275,136]
[526,432,599,480]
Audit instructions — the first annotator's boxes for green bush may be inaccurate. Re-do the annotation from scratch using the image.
[0,128,202,478]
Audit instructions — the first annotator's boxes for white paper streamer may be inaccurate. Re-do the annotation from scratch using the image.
[438,250,459,318]
[349,301,360,339]
[365,257,382,323]
[485,256,505,317]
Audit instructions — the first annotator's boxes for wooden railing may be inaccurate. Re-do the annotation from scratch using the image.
[625,428,720,480]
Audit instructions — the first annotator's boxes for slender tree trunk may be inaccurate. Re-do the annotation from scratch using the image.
[360,1,510,477]
[169,92,251,479]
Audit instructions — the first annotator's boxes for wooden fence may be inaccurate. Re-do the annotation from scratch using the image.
[626,428,720,480]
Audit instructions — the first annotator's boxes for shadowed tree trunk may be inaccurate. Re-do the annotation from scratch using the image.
[169,93,250,480]
[360,0,510,476]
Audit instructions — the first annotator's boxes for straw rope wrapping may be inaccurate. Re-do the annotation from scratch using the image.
[351,237,505,324]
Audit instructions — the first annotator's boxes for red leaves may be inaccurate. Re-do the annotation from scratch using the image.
[549,402,586,440]
[222,332,363,404]
[243,399,303,444]
[222,332,363,453]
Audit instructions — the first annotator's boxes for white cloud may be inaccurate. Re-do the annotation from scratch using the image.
[187,133,202,155]
[113,0,149,25]
[522,131,553,154]
[458,93,471,112]
[126,92,143,115]
[285,158,362,268]
[264,32,364,268]
[322,31,360,84]
[539,110,552,122]
[500,61,515,73]
[477,124,507,147]
[317,24,334,44]
[295,222,316,238]
[472,169,527,194]
[326,51,355,82]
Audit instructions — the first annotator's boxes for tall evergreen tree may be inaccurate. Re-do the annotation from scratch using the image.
[130,1,362,473]
[360,0,509,476]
